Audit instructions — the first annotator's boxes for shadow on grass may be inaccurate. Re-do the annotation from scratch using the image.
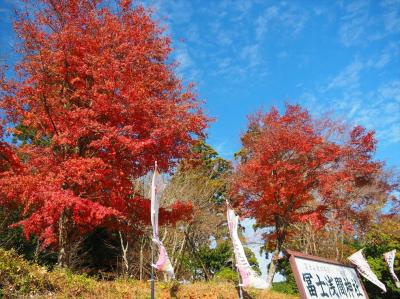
[236,286,254,299]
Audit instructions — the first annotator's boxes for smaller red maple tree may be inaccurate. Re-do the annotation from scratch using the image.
[232,104,385,286]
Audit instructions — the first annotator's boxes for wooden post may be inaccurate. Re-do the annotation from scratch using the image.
[236,264,244,299]
[139,238,144,281]
[151,240,155,299]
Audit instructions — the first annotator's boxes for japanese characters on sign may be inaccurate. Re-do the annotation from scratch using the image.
[288,250,368,299]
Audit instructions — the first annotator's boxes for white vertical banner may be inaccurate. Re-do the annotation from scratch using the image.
[348,249,386,292]
[227,205,269,289]
[151,162,165,239]
[383,249,400,288]
[150,162,174,278]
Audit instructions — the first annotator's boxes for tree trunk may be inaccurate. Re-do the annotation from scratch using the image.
[184,231,211,281]
[34,240,40,263]
[266,213,287,289]
[312,227,317,255]
[334,229,339,260]
[266,247,279,289]
[173,235,186,276]
[139,238,144,281]
[340,229,344,261]
[119,231,129,276]
[57,210,71,268]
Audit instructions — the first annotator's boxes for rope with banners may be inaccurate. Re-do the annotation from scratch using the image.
[150,161,175,298]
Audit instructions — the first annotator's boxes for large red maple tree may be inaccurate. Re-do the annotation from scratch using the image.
[0,0,207,267]
[232,105,386,287]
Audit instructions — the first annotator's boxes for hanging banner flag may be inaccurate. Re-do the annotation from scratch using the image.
[152,238,175,278]
[227,205,269,289]
[150,162,174,278]
[348,249,386,293]
[151,162,165,239]
[383,250,400,288]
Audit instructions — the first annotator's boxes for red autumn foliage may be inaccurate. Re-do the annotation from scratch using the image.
[0,137,22,176]
[0,0,207,253]
[0,67,23,185]
[232,105,384,253]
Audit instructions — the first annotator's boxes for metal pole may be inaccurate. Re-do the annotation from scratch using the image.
[236,264,243,299]
[151,240,155,299]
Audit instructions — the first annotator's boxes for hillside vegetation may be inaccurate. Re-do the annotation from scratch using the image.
[0,248,298,299]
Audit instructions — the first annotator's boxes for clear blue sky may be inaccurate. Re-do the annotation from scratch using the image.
[142,0,400,169]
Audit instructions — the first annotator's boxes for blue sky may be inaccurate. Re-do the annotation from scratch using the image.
[1,0,399,280]
[140,0,400,169]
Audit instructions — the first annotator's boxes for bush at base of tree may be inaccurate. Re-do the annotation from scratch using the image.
[274,258,298,295]
[214,267,239,284]
[0,248,55,297]
[181,240,261,281]
[272,281,299,296]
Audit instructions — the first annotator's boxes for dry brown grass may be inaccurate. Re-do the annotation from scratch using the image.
[48,279,299,299]
[1,248,298,299]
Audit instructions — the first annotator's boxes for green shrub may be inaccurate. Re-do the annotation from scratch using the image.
[272,281,299,295]
[214,267,239,283]
[0,248,55,297]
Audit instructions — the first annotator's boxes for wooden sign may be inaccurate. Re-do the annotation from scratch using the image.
[287,249,369,299]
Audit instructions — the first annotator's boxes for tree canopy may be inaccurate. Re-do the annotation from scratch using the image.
[0,0,208,267]
[232,104,395,286]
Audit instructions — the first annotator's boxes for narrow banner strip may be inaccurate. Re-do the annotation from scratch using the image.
[227,205,269,289]
[150,162,174,278]
[152,238,175,278]
[348,249,386,292]
[383,249,400,288]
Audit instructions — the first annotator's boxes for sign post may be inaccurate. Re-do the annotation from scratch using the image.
[286,249,369,299]
[236,263,244,299]
[150,242,155,299]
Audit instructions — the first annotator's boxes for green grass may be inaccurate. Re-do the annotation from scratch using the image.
[271,281,299,295]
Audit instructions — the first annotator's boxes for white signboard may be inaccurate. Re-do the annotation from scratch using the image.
[288,250,368,299]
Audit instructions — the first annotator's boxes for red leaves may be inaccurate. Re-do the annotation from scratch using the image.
[233,104,384,248]
[350,125,376,153]
[0,142,23,175]
[0,0,207,250]
[296,208,327,230]
[120,0,132,10]
[160,201,194,225]
[14,189,121,248]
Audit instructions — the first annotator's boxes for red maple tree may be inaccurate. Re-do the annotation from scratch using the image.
[232,105,385,286]
[0,0,207,267]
